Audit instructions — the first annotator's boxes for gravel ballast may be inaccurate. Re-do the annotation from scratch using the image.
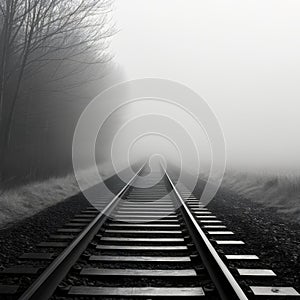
[0,193,89,269]
[0,180,299,297]
[207,186,300,293]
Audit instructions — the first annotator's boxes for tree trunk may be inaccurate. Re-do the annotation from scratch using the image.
[0,44,30,181]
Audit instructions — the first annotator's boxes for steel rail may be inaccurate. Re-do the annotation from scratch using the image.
[18,164,145,300]
[163,167,248,300]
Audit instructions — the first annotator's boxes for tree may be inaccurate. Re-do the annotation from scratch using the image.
[0,0,113,180]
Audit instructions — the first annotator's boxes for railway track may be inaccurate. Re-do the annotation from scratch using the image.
[0,165,299,299]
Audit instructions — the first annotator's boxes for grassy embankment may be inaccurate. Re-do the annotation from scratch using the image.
[0,175,79,229]
[221,170,300,222]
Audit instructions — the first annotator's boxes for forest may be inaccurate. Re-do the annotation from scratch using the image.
[0,0,115,186]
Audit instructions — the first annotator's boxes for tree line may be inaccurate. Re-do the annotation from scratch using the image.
[0,0,114,184]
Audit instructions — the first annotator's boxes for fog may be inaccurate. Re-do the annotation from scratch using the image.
[108,0,300,174]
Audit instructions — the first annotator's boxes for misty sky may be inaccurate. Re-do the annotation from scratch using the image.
[110,0,300,173]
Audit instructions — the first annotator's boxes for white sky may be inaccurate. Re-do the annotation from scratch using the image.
[110,0,300,173]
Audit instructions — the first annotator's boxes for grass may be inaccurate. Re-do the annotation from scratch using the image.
[0,174,79,229]
[0,163,114,229]
[221,170,300,222]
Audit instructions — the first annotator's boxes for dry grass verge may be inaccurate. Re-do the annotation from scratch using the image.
[0,175,79,229]
[221,170,300,222]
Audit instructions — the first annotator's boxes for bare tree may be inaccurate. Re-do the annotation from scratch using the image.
[0,0,113,180]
